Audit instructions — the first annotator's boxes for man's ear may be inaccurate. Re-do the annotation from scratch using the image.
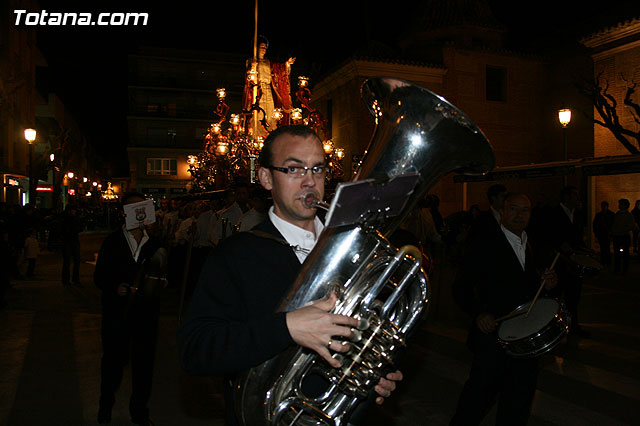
[258,167,272,190]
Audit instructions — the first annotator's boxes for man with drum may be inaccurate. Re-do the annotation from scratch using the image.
[450,193,558,426]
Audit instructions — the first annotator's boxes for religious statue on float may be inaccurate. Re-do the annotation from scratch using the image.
[243,35,295,137]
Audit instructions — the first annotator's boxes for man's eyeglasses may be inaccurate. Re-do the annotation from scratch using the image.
[268,165,329,178]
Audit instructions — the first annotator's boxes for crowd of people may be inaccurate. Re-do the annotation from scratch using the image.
[0,201,108,295]
[3,126,640,426]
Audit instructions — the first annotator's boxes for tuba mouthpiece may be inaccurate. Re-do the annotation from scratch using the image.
[301,193,330,211]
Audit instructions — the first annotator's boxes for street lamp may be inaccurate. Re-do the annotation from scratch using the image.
[50,153,56,208]
[24,128,36,204]
[558,108,571,159]
[558,108,571,185]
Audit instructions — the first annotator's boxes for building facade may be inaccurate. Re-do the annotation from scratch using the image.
[311,2,595,215]
[126,47,246,199]
[0,0,46,205]
[581,18,640,208]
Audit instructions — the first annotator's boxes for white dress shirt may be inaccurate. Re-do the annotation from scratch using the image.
[238,208,267,232]
[500,224,527,270]
[268,206,324,263]
[210,202,244,244]
[122,225,149,262]
[560,203,574,224]
[175,216,198,245]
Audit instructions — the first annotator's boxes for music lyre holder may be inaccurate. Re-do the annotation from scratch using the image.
[324,173,421,229]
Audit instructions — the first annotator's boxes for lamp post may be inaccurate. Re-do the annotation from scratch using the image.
[24,128,36,204]
[50,153,57,210]
[558,108,571,185]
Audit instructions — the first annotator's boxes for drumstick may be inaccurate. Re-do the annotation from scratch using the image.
[525,252,560,317]
[495,307,527,322]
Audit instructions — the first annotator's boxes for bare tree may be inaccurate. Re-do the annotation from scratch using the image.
[578,73,640,154]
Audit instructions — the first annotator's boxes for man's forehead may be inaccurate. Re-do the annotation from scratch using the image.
[274,133,320,144]
[272,134,323,154]
[506,196,530,207]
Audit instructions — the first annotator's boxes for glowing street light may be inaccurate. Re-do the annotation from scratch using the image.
[24,128,36,203]
[558,107,572,185]
[24,128,36,144]
[558,108,572,128]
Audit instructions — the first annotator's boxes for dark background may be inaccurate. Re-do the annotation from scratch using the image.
[32,0,640,172]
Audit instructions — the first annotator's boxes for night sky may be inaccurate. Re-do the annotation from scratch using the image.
[30,0,640,175]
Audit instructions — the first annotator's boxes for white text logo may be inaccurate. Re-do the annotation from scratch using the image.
[14,10,149,26]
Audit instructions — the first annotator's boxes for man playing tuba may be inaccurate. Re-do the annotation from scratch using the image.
[178,125,402,426]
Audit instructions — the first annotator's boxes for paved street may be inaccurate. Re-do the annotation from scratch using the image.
[1,231,639,426]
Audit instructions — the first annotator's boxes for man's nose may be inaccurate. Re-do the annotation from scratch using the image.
[300,171,316,187]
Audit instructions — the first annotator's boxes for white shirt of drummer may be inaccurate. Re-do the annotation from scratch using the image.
[500,224,527,270]
[268,206,324,263]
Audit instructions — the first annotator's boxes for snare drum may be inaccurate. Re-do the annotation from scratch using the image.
[568,253,602,277]
[497,298,571,358]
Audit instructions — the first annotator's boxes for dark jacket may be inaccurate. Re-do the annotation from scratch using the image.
[178,217,302,426]
[452,227,551,352]
[94,228,160,305]
[453,229,544,319]
[467,208,501,243]
[177,218,298,376]
[593,209,615,239]
[544,204,585,252]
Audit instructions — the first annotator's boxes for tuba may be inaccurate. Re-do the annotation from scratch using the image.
[233,77,495,426]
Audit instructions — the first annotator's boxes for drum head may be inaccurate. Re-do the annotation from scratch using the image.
[498,298,559,341]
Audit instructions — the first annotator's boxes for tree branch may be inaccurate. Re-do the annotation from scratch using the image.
[576,74,640,154]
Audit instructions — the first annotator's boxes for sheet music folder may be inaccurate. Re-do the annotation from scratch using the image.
[324,173,420,228]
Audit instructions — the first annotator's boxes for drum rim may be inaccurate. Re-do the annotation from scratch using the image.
[497,298,559,341]
[497,298,570,358]
[501,319,569,358]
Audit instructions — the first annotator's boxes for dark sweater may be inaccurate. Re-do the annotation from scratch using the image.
[94,228,159,299]
[453,228,547,324]
[178,218,298,375]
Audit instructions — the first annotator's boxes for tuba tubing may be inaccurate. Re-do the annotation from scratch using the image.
[233,77,495,426]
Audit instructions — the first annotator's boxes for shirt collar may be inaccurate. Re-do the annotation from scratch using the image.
[500,224,528,269]
[560,203,574,222]
[268,206,324,263]
[500,224,527,246]
[122,225,149,262]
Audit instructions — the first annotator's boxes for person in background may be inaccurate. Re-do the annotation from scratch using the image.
[451,193,557,426]
[237,187,270,232]
[94,193,162,426]
[592,201,615,267]
[612,198,638,275]
[631,200,640,255]
[61,204,83,286]
[24,228,40,278]
[467,183,507,242]
[540,186,590,338]
[209,183,251,244]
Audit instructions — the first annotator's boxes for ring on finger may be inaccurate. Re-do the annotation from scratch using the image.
[327,339,333,348]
